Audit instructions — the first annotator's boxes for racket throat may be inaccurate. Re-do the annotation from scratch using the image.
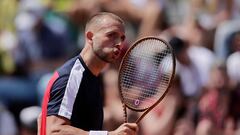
[123,104,128,123]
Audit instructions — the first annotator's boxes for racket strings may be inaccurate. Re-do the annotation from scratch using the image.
[122,79,169,97]
[122,88,166,102]
[120,39,174,110]
[121,81,169,106]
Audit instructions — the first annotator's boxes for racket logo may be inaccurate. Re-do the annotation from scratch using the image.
[134,99,140,106]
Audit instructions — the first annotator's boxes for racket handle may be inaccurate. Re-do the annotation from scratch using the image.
[123,104,127,123]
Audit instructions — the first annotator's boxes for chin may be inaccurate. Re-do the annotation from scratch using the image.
[100,53,120,63]
[105,55,119,62]
[101,57,114,63]
[106,58,116,63]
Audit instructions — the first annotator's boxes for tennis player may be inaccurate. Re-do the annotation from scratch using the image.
[38,12,138,135]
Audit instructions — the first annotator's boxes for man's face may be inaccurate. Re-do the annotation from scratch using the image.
[91,17,125,63]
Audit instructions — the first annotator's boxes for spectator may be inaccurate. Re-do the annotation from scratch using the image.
[19,106,41,135]
[196,63,232,135]
[226,31,240,84]
[0,102,17,135]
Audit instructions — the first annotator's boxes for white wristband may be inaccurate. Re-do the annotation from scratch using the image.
[89,131,108,135]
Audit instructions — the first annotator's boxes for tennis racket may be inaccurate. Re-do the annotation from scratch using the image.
[118,36,176,124]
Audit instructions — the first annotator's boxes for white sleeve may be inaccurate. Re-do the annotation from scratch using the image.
[89,131,108,135]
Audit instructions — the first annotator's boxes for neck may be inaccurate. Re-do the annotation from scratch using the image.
[80,45,107,76]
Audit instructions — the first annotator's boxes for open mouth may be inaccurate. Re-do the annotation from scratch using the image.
[114,50,120,56]
[113,48,121,58]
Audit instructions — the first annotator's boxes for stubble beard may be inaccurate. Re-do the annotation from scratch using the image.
[93,48,114,63]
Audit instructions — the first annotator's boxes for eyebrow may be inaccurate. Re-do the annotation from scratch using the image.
[106,30,125,39]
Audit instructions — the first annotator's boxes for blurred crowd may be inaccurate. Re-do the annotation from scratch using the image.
[0,0,240,135]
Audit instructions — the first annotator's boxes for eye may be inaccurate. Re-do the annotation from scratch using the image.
[106,32,125,43]
[107,32,117,39]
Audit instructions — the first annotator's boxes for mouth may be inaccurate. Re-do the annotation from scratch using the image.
[114,50,120,55]
[113,48,121,58]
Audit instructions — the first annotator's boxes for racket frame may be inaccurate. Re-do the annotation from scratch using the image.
[118,36,176,123]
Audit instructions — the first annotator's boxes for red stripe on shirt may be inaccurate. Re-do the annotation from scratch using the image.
[40,72,59,135]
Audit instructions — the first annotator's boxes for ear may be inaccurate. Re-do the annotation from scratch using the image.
[86,31,93,44]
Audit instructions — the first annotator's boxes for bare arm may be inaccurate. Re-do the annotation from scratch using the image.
[45,115,88,135]
[38,115,138,135]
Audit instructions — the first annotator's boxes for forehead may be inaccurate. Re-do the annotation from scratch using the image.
[97,17,125,33]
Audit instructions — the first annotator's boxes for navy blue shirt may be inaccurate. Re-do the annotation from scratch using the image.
[47,55,104,130]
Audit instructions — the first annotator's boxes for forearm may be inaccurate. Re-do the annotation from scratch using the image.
[41,116,137,135]
[41,115,89,135]
[49,125,110,135]
[47,124,88,135]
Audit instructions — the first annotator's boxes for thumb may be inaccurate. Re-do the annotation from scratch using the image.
[124,123,138,131]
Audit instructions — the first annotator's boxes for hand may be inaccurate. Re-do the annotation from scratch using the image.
[109,123,138,135]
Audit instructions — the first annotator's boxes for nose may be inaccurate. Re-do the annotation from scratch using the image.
[114,34,125,50]
[115,41,124,50]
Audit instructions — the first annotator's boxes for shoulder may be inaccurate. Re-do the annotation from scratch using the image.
[57,56,86,76]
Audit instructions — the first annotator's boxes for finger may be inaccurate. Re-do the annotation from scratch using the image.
[125,128,136,135]
[124,123,138,132]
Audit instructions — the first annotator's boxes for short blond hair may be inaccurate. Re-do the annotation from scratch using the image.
[85,12,124,32]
